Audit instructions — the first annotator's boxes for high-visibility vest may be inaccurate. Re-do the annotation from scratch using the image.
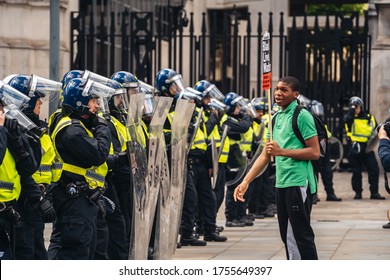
[240,126,253,152]
[191,108,208,151]
[205,113,230,163]
[51,117,108,188]
[0,149,21,202]
[32,133,55,185]
[345,114,376,143]
[110,116,129,153]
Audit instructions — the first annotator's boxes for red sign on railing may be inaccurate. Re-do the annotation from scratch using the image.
[262,31,272,90]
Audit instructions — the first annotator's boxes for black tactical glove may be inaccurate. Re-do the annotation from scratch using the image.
[97,195,116,218]
[4,118,19,133]
[35,197,56,223]
[115,152,129,168]
[91,115,108,128]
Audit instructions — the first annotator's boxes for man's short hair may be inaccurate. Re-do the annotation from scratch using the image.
[278,76,300,92]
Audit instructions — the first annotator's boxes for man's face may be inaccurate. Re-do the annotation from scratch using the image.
[256,109,264,119]
[33,98,43,116]
[169,82,181,96]
[273,82,299,109]
[88,98,99,114]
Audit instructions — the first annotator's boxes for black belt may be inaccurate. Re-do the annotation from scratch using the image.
[0,200,15,212]
[187,157,206,165]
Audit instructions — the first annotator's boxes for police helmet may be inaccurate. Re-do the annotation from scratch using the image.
[104,79,129,114]
[61,70,83,90]
[194,80,225,101]
[111,71,139,91]
[349,96,363,108]
[7,74,43,114]
[155,68,182,96]
[251,97,268,112]
[8,74,62,114]
[223,92,241,114]
[309,100,324,118]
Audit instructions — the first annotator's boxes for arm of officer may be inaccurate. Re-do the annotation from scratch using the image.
[63,123,111,167]
[234,145,271,202]
[0,130,6,163]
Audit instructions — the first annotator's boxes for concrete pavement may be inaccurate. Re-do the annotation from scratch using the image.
[42,170,390,260]
[172,170,390,260]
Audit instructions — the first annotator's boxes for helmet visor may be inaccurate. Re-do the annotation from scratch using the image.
[176,87,203,103]
[205,84,224,101]
[311,102,324,117]
[297,94,311,108]
[139,80,157,94]
[0,81,31,109]
[208,98,227,112]
[143,93,154,117]
[84,80,114,115]
[4,103,38,131]
[82,70,111,84]
[166,74,186,96]
[30,75,62,104]
[113,88,129,113]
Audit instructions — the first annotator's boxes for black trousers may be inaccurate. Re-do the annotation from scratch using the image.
[104,174,128,260]
[318,157,336,196]
[213,163,227,213]
[15,199,47,260]
[348,146,379,195]
[0,214,15,260]
[248,164,274,213]
[276,186,318,260]
[52,186,98,260]
[180,162,217,237]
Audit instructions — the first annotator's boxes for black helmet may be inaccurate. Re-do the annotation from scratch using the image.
[349,96,363,108]
[251,97,268,112]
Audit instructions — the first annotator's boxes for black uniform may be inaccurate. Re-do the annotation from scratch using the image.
[224,114,252,224]
[0,119,39,260]
[50,113,111,259]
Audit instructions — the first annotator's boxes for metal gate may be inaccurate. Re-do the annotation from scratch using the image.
[70,7,371,140]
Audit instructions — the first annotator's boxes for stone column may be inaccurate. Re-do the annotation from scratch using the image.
[369,0,390,123]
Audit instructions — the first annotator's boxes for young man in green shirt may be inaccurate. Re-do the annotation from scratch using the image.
[234,76,320,260]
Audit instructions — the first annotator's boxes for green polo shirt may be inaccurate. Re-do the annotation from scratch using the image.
[267,101,318,194]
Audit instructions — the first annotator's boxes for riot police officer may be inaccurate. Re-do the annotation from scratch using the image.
[49,78,111,259]
[7,74,60,259]
[247,97,276,218]
[223,92,252,227]
[344,96,385,200]
[193,80,228,233]
[0,81,39,259]
[309,100,342,202]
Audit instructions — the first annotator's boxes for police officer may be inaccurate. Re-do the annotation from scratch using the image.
[344,96,385,200]
[309,100,342,202]
[0,81,39,259]
[49,78,111,259]
[7,74,60,259]
[223,92,252,227]
[247,97,276,219]
[193,80,228,230]
[100,78,132,260]
[47,69,84,260]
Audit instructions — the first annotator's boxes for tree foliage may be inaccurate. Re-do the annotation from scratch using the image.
[307,4,368,15]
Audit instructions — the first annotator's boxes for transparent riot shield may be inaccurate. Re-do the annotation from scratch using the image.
[247,122,268,178]
[328,136,344,171]
[127,92,149,260]
[146,96,173,260]
[168,99,195,255]
[226,143,249,188]
[211,137,218,190]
